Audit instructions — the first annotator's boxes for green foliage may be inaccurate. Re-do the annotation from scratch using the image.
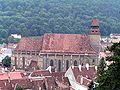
[7,36,20,43]
[2,56,11,67]
[16,86,24,90]
[0,0,119,42]
[88,81,95,90]
[96,43,120,90]
[97,57,106,76]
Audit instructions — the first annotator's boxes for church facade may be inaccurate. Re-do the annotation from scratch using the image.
[12,19,101,71]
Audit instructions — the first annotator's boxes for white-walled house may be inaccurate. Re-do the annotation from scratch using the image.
[0,48,12,62]
[65,64,97,90]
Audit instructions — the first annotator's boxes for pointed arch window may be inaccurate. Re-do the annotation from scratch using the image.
[66,60,69,70]
[22,57,25,69]
[58,60,61,71]
[14,57,17,65]
[74,60,77,66]
[50,59,54,66]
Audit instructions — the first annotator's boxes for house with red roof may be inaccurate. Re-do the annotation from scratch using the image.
[65,64,97,90]
[12,19,101,72]
[0,70,71,90]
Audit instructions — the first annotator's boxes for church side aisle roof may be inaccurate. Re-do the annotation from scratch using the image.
[15,37,43,51]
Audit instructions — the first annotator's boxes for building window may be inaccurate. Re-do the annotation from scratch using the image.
[32,53,35,55]
[66,60,69,70]
[58,60,61,72]
[27,52,30,55]
[22,57,25,69]
[14,57,17,67]
[92,59,95,65]
[74,60,77,66]
[50,59,54,66]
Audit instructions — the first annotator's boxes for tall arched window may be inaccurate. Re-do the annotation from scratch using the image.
[14,57,17,65]
[22,57,25,69]
[50,59,54,66]
[14,57,17,69]
[74,60,77,66]
[66,60,69,70]
[58,60,61,71]
[92,59,95,65]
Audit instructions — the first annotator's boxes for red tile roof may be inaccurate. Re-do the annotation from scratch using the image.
[11,78,32,89]
[0,72,24,80]
[71,66,96,81]
[0,70,72,90]
[70,66,96,86]
[15,37,43,51]
[15,34,97,54]
[0,80,11,90]
[56,80,70,89]
[42,34,96,54]
[51,72,65,81]
[0,73,8,80]
[91,19,99,26]
[44,76,56,89]
[30,70,50,77]
[80,76,92,86]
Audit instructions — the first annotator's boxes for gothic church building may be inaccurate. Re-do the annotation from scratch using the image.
[12,19,101,71]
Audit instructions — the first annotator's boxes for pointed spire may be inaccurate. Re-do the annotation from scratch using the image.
[90,18,100,35]
[91,18,99,27]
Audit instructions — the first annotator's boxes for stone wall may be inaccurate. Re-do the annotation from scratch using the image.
[12,52,99,71]
[43,54,98,72]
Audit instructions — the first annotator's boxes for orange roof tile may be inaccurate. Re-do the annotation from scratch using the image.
[0,72,24,80]
[0,73,8,80]
[42,34,97,54]
[30,70,50,77]
[15,37,43,51]
[15,33,97,54]
[91,19,99,26]
[71,66,96,86]
[71,66,96,80]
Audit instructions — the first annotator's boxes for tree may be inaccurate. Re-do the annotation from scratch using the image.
[96,42,120,90]
[15,86,24,90]
[7,36,20,43]
[97,57,106,76]
[88,81,95,90]
[2,56,11,67]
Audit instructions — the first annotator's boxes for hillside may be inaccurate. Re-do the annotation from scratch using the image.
[0,0,120,42]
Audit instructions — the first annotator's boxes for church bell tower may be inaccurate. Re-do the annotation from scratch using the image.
[89,18,101,52]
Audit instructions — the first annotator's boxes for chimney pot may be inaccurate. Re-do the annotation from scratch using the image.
[86,63,89,70]
[79,65,82,71]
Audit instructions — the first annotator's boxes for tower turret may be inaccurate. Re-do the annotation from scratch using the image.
[90,19,100,35]
[89,18,101,52]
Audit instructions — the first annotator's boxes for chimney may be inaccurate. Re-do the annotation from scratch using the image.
[95,66,97,71]
[78,65,82,71]
[86,63,89,70]
[2,68,5,73]
[4,82,6,86]
[46,66,52,73]
[72,65,74,69]
[80,76,83,84]
[91,18,99,29]
[13,65,16,70]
